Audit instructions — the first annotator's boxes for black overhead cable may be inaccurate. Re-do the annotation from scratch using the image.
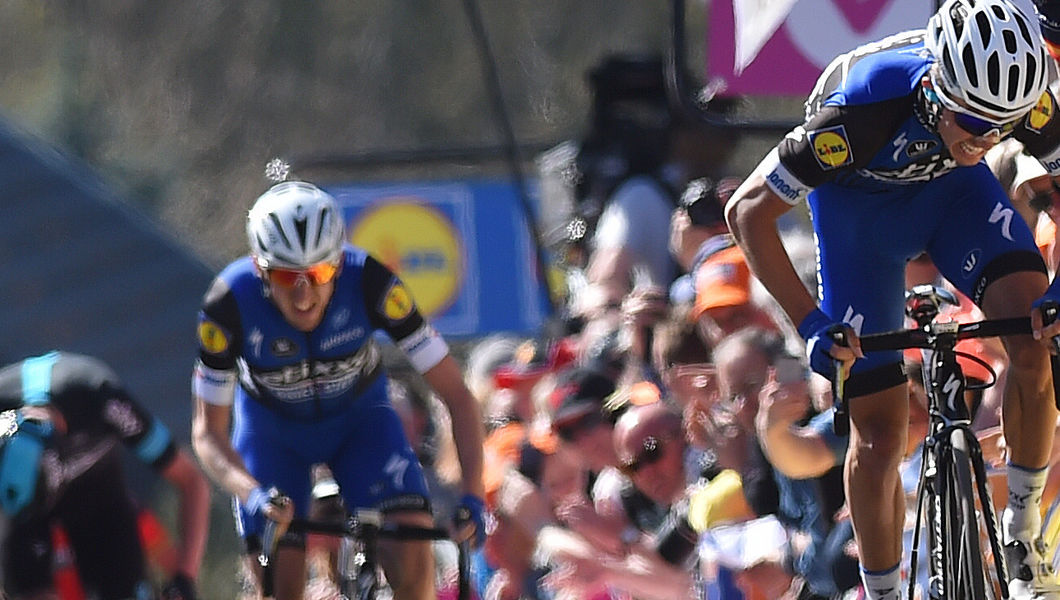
[459,0,559,320]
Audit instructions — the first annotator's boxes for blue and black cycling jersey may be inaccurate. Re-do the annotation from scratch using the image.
[765,30,1060,201]
[197,244,443,422]
[752,30,1060,392]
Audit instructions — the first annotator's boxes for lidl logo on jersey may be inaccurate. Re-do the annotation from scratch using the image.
[350,200,463,317]
[811,126,853,170]
[1028,91,1054,133]
[381,281,415,321]
[197,320,229,354]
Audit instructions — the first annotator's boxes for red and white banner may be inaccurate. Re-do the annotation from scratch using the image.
[706,0,932,97]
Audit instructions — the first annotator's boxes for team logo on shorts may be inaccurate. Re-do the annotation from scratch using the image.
[962,249,981,277]
[811,126,853,170]
[197,320,229,354]
[1028,92,1054,132]
[381,281,415,321]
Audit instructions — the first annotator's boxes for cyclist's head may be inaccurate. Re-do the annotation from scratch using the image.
[0,411,48,519]
[927,0,1049,123]
[246,181,346,271]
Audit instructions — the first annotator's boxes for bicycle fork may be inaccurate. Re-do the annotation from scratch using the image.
[908,425,1009,599]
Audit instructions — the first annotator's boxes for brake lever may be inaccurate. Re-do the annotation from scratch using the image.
[1041,300,1060,354]
[830,328,850,437]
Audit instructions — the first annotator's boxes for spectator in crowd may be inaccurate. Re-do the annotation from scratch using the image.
[708,328,855,598]
[668,176,778,349]
[0,350,210,600]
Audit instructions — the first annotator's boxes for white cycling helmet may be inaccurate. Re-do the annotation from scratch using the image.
[247,181,346,269]
[927,0,1049,122]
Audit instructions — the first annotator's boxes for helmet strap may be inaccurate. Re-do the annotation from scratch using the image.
[915,83,941,132]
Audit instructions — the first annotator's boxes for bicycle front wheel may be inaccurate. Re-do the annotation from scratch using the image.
[935,429,996,599]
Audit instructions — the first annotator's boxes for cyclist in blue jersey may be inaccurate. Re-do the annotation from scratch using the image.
[0,351,210,600]
[190,180,486,600]
[724,0,1060,598]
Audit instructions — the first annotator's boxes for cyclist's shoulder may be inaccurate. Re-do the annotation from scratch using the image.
[814,31,930,109]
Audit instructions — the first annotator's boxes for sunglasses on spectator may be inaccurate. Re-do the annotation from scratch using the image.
[619,434,674,476]
[266,262,340,288]
[554,410,607,442]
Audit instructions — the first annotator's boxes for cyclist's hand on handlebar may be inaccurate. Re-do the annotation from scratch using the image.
[797,308,862,379]
[1031,298,1060,354]
[453,492,486,547]
[248,486,294,534]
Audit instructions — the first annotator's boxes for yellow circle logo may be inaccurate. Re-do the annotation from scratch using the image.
[198,321,229,354]
[350,200,462,317]
[382,282,415,321]
[1029,92,1054,131]
[813,130,851,168]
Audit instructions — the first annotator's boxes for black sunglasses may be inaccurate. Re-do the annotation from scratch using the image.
[619,435,672,476]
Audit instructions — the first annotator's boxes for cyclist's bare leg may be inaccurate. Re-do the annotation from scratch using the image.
[981,271,1056,473]
[846,383,909,571]
[245,546,307,600]
[378,510,436,600]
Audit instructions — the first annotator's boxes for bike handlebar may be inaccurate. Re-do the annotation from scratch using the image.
[857,317,1031,353]
[286,517,453,541]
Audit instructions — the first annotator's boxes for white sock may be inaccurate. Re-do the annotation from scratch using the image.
[860,563,902,600]
[1004,462,1048,542]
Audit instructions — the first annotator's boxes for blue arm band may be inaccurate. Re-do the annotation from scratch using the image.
[797,308,833,340]
[135,419,171,464]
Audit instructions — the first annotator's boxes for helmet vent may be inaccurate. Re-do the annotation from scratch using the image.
[267,213,292,250]
[950,3,967,36]
[1024,55,1038,98]
[978,12,993,48]
[963,45,979,87]
[316,207,334,249]
[1015,10,1033,44]
[985,52,999,95]
[293,213,309,250]
[1002,29,1016,54]
[943,48,957,86]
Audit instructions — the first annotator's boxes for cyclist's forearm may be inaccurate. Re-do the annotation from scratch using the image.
[191,400,261,501]
[424,356,485,496]
[162,449,210,578]
[726,179,817,323]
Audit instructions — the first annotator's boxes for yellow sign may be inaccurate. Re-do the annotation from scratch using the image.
[812,127,853,169]
[198,320,229,354]
[1028,91,1054,132]
[350,200,462,317]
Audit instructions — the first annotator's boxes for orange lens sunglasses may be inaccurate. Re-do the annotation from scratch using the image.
[266,262,339,288]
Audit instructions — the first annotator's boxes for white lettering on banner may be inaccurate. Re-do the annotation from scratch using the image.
[785,0,931,70]
[988,203,1015,242]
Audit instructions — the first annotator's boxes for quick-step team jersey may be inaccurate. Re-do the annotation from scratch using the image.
[195,245,448,423]
[760,30,1060,203]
